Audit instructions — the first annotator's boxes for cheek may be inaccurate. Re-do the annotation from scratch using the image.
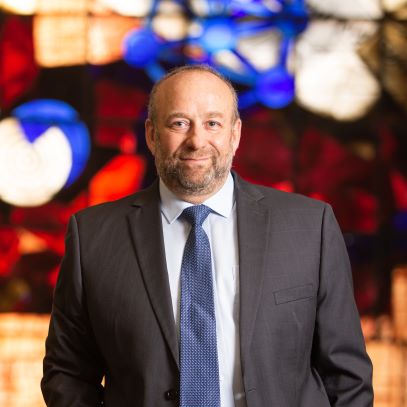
[212,134,236,153]
[157,135,181,156]
[167,132,187,150]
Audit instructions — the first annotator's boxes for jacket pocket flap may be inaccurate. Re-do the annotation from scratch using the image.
[274,284,314,305]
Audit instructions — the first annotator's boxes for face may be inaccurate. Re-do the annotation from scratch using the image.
[145,70,241,202]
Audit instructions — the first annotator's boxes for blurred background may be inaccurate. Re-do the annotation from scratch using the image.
[0,0,406,405]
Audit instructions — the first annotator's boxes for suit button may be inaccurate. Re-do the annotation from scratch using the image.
[164,389,179,401]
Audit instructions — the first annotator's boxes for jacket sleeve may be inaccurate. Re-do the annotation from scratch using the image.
[41,215,105,406]
[314,204,374,406]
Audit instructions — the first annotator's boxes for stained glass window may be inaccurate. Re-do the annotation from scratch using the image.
[0,1,407,404]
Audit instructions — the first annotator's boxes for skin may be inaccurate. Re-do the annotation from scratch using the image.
[145,70,242,204]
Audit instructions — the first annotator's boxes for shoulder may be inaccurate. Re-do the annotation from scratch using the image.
[233,173,343,246]
[234,172,327,213]
[73,180,159,227]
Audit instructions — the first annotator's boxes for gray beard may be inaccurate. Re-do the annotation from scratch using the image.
[155,149,233,197]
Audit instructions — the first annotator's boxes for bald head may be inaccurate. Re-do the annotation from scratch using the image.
[147,64,240,126]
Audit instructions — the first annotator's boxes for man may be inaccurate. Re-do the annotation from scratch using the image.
[42,65,373,406]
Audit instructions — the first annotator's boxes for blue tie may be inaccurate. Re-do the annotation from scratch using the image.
[179,205,221,407]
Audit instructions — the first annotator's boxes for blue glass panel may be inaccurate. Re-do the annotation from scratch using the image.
[123,28,162,68]
[12,99,91,188]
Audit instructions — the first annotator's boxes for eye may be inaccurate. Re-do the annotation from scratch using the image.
[207,120,221,129]
[170,120,189,129]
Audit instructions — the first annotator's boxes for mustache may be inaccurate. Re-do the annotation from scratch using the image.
[177,148,216,160]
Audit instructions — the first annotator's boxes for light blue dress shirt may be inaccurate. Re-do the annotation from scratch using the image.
[159,173,246,407]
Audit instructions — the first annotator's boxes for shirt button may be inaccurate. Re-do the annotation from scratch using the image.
[164,389,179,401]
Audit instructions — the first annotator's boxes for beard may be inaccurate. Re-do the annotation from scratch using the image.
[154,138,234,197]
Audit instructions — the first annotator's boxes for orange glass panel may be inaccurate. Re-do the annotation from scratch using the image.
[36,0,87,14]
[366,341,407,407]
[88,16,141,65]
[392,266,407,342]
[0,314,50,407]
[0,0,36,15]
[33,15,87,67]
[89,154,146,206]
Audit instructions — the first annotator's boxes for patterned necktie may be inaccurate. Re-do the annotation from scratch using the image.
[179,205,221,407]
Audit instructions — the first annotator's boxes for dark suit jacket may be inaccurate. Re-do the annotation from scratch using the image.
[42,173,373,406]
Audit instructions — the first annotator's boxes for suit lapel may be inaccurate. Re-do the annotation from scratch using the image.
[235,175,270,371]
[127,182,179,369]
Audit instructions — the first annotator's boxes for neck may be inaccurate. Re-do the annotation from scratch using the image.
[172,191,217,205]
[162,175,229,204]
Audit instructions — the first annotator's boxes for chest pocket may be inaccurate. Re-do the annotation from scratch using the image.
[273,284,314,305]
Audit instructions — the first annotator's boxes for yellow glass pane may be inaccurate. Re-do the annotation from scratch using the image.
[34,15,87,67]
[306,0,383,19]
[0,314,50,407]
[0,0,37,15]
[392,267,407,341]
[366,341,407,407]
[152,12,189,41]
[383,0,407,13]
[90,0,152,16]
[36,0,87,14]
[294,20,380,121]
[88,16,141,65]
[237,29,281,72]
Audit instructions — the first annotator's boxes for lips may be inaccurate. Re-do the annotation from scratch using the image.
[174,148,217,168]
[178,151,214,161]
[180,157,209,161]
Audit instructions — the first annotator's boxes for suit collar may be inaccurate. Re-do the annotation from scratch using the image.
[159,173,235,224]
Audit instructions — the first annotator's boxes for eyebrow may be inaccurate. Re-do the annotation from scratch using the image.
[166,112,189,121]
[206,111,225,118]
[166,111,226,121]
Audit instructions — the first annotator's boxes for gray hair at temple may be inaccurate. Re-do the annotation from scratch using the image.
[147,64,240,125]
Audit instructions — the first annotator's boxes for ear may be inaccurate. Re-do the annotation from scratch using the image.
[231,118,242,155]
[145,119,156,156]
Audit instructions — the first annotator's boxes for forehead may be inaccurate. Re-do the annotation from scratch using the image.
[154,71,234,118]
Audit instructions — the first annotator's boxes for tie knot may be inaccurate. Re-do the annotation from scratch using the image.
[182,205,212,227]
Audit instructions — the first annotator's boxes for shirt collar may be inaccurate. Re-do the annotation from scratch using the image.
[159,173,235,224]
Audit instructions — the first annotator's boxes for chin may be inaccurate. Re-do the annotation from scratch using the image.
[178,172,214,190]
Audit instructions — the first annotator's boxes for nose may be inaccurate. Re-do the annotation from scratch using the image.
[185,124,207,150]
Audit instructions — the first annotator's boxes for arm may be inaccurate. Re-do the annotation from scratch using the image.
[41,215,104,406]
[314,204,373,406]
